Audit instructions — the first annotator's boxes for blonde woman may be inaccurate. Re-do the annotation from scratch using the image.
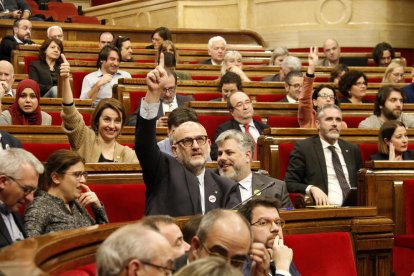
[221,51,251,82]
[382,60,405,84]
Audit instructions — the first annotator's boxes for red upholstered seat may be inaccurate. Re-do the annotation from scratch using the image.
[71,15,100,25]
[60,263,96,276]
[358,143,377,164]
[72,72,89,98]
[192,93,222,101]
[404,179,414,234]
[129,91,147,115]
[256,94,287,102]
[131,73,147,79]
[23,56,38,74]
[278,143,295,180]
[267,116,299,128]
[48,111,91,126]
[89,183,146,222]
[198,115,232,140]
[342,116,367,128]
[191,75,218,81]
[284,232,357,276]
[47,2,77,22]
[22,143,70,162]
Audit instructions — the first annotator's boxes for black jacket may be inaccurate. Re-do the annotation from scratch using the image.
[0,35,34,62]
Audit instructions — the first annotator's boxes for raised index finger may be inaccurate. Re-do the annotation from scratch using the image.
[159,52,165,68]
[60,53,68,63]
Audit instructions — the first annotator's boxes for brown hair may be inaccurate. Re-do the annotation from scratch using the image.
[38,38,64,63]
[378,120,407,155]
[90,98,127,133]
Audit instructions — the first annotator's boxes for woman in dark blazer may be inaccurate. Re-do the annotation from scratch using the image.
[370,120,414,160]
[29,38,63,98]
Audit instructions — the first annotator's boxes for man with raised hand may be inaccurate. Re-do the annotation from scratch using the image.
[135,54,241,216]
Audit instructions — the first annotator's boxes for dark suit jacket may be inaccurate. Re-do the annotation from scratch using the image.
[252,173,293,209]
[128,94,194,126]
[0,35,34,62]
[0,212,26,249]
[285,136,362,195]
[0,130,22,149]
[370,150,414,161]
[210,119,270,160]
[262,74,281,82]
[199,59,213,65]
[135,115,241,216]
[29,60,59,96]
[277,96,289,103]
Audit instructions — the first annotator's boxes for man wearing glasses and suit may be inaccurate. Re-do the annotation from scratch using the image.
[0,148,43,248]
[135,55,241,217]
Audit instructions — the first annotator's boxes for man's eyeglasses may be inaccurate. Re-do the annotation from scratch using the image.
[139,260,174,276]
[288,83,302,89]
[251,218,285,229]
[175,135,208,147]
[200,242,248,268]
[63,171,88,180]
[318,94,335,100]
[4,175,37,195]
[163,87,176,94]
[232,99,252,109]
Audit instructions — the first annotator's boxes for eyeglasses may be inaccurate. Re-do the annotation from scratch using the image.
[163,87,176,94]
[354,81,367,86]
[139,260,174,276]
[288,83,302,89]
[63,171,88,180]
[4,175,37,195]
[318,94,335,100]
[232,99,252,109]
[392,73,404,78]
[175,135,208,147]
[200,242,248,268]
[251,218,285,229]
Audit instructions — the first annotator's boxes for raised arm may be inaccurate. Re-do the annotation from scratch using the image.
[60,54,73,104]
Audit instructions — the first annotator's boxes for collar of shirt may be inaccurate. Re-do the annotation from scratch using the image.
[238,120,255,129]
[5,89,14,97]
[320,137,340,151]
[96,68,121,77]
[286,95,298,103]
[238,172,253,191]
[196,168,206,214]
[14,36,23,44]
[162,96,178,112]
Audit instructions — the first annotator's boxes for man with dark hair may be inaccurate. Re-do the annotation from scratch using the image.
[135,56,241,216]
[239,197,299,276]
[140,215,190,259]
[98,31,114,49]
[211,91,270,160]
[0,19,34,62]
[359,86,414,128]
[157,106,199,156]
[80,45,131,106]
[212,71,243,102]
[128,69,194,126]
[0,148,43,248]
[286,104,362,206]
[372,42,395,67]
[216,129,293,208]
[280,71,303,103]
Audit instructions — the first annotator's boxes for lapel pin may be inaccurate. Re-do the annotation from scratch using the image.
[253,189,261,196]
[208,195,216,203]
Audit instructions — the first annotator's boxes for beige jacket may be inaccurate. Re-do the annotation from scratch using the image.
[61,104,137,163]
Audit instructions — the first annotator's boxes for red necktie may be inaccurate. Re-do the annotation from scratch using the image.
[243,124,257,160]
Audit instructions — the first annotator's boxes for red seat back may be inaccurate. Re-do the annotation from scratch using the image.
[256,94,287,102]
[48,111,91,126]
[403,180,414,235]
[342,116,367,128]
[198,115,232,140]
[47,2,77,22]
[279,143,295,179]
[267,116,299,128]
[192,93,222,101]
[71,15,100,25]
[72,72,89,98]
[358,143,378,164]
[22,143,70,162]
[284,232,357,276]
[89,183,146,222]
[129,91,147,115]
[24,56,38,74]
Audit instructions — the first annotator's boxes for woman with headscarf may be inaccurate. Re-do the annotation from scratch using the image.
[0,79,51,125]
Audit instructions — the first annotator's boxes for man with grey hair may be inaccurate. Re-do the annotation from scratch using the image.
[199,36,226,65]
[262,56,301,82]
[280,71,303,103]
[96,223,174,276]
[285,104,361,206]
[0,60,15,97]
[47,25,63,41]
[269,46,289,66]
[216,129,293,208]
[0,148,43,248]
[135,55,241,216]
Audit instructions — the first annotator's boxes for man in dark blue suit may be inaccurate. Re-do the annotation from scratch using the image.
[239,197,300,276]
[0,148,43,248]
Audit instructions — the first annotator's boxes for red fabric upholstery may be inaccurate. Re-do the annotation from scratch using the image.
[198,115,232,140]
[267,116,299,128]
[284,232,357,276]
[256,94,287,102]
[60,263,96,276]
[31,9,59,21]
[362,95,375,103]
[342,116,367,128]
[393,241,414,276]
[23,56,38,74]
[47,2,77,22]
[191,75,219,81]
[129,91,147,115]
[89,184,146,222]
[22,143,70,162]
[71,15,100,25]
[404,180,414,234]
[278,143,295,179]
[358,143,378,165]
[192,93,222,101]
[131,73,147,79]
[395,234,414,248]
[72,72,89,98]
[314,76,329,82]
[48,111,91,126]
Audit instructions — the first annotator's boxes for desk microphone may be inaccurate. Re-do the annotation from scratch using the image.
[231,181,276,210]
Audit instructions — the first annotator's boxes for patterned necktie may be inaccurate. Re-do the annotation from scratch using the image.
[328,146,350,200]
[0,204,10,216]
[243,124,257,160]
